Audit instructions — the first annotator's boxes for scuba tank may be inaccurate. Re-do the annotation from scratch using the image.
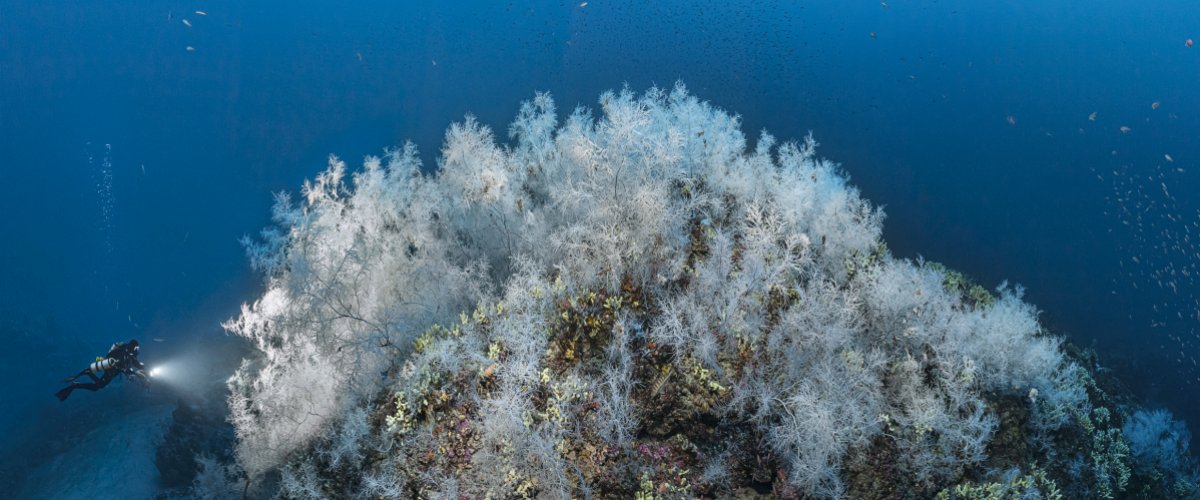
[89,357,118,374]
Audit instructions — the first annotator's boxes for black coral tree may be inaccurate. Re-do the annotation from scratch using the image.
[214,84,1165,499]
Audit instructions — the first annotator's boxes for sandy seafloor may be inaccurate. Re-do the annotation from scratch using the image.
[18,403,172,499]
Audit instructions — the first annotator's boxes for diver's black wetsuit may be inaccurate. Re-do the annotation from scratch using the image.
[55,340,145,401]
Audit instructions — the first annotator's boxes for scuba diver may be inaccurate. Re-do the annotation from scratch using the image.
[55,339,147,401]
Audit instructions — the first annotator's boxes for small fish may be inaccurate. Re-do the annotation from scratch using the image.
[1152,101,1161,110]
[881,1,889,7]
[182,18,192,27]
[869,31,877,39]
[1088,111,1097,121]
[195,10,207,16]
[141,164,146,174]
[1006,115,1017,125]
[432,59,437,66]
[186,46,195,52]
[1119,125,1131,133]
[579,1,588,6]
[153,338,166,342]
[1165,154,1174,162]
[356,52,363,61]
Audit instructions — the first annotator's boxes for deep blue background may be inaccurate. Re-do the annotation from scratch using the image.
[3,0,1199,489]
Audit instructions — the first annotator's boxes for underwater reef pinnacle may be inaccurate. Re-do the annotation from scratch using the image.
[200,84,1199,499]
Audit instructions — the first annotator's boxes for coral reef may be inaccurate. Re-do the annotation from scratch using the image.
[210,85,1199,498]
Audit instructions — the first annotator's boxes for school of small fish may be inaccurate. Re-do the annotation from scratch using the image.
[176,8,207,52]
[1082,91,1200,385]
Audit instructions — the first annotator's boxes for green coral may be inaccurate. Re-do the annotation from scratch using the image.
[1083,407,1131,498]
[928,262,996,308]
[843,239,890,277]
[937,466,1062,500]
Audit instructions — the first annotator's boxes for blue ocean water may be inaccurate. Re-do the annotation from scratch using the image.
[2,0,1198,494]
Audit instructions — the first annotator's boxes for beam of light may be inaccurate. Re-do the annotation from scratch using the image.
[149,366,163,378]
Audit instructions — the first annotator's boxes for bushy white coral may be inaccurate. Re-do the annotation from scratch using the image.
[1124,408,1192,474]
[226,83,1079,498]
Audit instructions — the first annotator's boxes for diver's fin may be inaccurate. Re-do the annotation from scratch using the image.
[55,387,72,402]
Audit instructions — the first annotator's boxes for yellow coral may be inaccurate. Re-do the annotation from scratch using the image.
[488,341,504,360]
[385,394,413,435]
